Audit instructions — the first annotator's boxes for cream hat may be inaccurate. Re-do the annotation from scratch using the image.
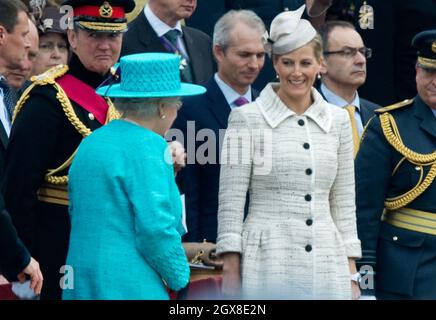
[266,5,317,56]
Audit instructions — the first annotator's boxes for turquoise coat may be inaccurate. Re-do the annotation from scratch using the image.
[63,120,189,300]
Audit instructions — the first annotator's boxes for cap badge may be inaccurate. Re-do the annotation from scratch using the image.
[99,1,113,18]
[42,18,53,31]
[432,41,436,54]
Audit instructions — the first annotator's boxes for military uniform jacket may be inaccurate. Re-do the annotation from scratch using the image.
[1,54,112,299]
[355,96,436,298]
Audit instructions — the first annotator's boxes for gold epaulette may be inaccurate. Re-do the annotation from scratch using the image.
[375,99,413,114]
[31,64,69,85]
[13,64,69,122]
[378,101,436,211]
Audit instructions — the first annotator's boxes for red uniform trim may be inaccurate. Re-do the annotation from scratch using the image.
[73,5,125,19]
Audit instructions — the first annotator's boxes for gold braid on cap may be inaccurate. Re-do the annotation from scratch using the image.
[13,64,120,186]
[77,21,127,32]
[379,111,436,210]
[418,56,436,69]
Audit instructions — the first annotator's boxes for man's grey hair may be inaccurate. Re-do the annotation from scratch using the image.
[114,97,181,119]
[213,10,266,52]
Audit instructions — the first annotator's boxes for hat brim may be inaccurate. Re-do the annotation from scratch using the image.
[96,82,206,98]
[75,21,128,33]
[417,56,436,70]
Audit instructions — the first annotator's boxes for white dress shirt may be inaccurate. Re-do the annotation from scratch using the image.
[320,83,364,136]
[0,77,11,136]
[214,73,252,109]
[144,5,189,59]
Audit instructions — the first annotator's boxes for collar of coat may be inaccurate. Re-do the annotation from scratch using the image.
[256,83,332,133]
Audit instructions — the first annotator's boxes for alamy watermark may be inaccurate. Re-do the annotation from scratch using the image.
[165,122,273,176]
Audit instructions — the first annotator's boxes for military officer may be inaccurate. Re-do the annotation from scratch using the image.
[355,30,436,300]
[2,0,135,300]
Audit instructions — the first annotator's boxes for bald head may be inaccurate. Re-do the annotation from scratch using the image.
[5,18,39,89]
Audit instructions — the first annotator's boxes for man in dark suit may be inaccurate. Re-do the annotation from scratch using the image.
[186,0,334,91]
[0,0,31,173]
[171,10,266,243]
[121,0,214,85]
[2,0,136,300]
[318,20,379,156]
[355,30,436,299]
[0,0,44,298]
[326,0,436,106]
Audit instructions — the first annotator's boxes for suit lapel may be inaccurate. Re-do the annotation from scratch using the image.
[0,122,8,149]
[205,79,232,128]
[414,97,436,139]
[182,27,204,84]
[359,99,373,126]
[252,88,260,101]
[133,13,167,53]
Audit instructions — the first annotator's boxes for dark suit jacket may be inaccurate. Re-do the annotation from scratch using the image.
[121,11,215,85]
[172,78,258,242]
[0,120,7,179]
[0,195,30,280]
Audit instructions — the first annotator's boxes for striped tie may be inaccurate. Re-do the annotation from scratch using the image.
[0,78,17,122]
[164,29,193,83]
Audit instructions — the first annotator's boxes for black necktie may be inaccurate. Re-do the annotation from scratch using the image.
[164,29,193,83]
[0,78,17,122]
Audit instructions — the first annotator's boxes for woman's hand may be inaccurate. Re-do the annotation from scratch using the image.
[351,280,361,300]
[168,141,186,176]
[221,252,241,298]
[306,0,333,17]
[348,258,361,300]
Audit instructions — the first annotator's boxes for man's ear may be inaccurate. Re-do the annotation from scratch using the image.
[67,29,77,51]
[0,25,6,43]
[213,44,225,64]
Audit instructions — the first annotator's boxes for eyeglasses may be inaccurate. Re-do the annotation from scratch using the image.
[323,47,372,59]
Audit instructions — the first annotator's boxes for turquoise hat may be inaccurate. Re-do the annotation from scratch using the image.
[96,53,206,98]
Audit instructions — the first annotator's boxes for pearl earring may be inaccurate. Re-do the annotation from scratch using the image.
[161,114,166,120]
[317,73,321,80]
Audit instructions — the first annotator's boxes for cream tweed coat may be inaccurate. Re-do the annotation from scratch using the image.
[216,84,362,299]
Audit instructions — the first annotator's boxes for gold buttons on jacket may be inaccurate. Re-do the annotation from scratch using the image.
[88,113,95,120]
